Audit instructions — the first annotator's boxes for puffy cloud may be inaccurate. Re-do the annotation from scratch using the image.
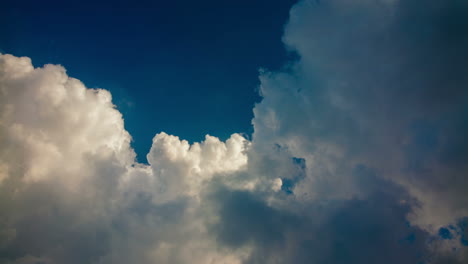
[254,0,468,227]
[0,53,250,264]
[1,0,468,263]
[147,132,249,200]
[0,54,134,186]
[244,0,468,262]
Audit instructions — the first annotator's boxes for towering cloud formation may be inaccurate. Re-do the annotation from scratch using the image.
[255,0,468,225]
[1,0,468,263]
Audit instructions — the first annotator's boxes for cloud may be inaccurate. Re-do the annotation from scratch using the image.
[254,0,468,230]
[206,182,430,264]
[0,53,250,264]
[248,0,468,261]
[146,132,249,200]
[1,0,468,263]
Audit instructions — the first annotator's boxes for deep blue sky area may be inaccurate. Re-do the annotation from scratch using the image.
[1,0,297,162]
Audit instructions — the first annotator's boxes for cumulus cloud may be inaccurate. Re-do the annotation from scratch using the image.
[147,132,249,200]
[1,0,468,263]
[254,0,468,229]
[246,0,468,261]
[0,53,251,264]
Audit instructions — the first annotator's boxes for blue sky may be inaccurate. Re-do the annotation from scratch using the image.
[1,1,468,263]
[1,0,297,162]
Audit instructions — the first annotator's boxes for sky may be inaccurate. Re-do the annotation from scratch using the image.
[0,0,297,162]
[1,0,468,264]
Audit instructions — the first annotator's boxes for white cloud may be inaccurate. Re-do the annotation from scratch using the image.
[0,53,250,264]
[147,132,249,200]
[0,54,134,187]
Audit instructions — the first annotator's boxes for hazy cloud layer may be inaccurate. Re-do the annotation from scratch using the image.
[1,0,468,263]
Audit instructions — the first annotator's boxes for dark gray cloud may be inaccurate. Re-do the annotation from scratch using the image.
[205,166,452,264]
